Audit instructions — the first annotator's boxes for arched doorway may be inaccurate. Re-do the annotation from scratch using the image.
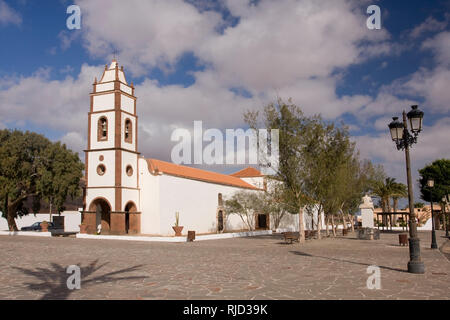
[88,198,111,234]
[218,210,224,232]
[256,213,269,230]
[124,202,137,234]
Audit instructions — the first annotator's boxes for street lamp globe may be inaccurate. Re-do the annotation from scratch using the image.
[407,105,424,133]
[388,117,404,141]
[427,178,435,188]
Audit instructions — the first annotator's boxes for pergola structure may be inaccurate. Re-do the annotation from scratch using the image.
[376,211,409,231]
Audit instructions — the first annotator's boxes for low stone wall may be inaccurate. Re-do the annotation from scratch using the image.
[0,231,52,237]
[76,229,273,243]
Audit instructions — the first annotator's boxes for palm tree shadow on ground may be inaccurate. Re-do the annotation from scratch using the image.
[289,251,407,273]
[12,260,148,300]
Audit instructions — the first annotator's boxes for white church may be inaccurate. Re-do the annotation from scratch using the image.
[82,60,314,236]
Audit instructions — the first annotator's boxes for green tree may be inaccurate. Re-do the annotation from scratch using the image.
[224,177,297,231]
[244,99,319,242]
[223,191,259,231]
[418,159,450,203]
[244,98,384,240]
[0,130,84,231]
[414,202,425,208]
[418,159,450,230]
[391,182,407,213]
[371,177,406,227]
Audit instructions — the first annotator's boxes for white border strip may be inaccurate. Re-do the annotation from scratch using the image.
[76,230,273,242]
[0,231,52,237]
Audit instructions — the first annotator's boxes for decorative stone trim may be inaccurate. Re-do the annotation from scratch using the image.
[97,164,106,176]
[126,165,133,176]
[216,207,226,233]
[124,118,132,143]
[97,117,108,141]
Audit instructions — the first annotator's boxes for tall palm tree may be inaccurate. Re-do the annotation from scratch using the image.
[391,182,407,212]
[372,177,404,227]
[391,181,407,225]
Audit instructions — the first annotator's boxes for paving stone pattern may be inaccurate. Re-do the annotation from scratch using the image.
[0,230,449,300]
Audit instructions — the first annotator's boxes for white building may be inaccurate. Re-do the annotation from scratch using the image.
[82,60,319,236]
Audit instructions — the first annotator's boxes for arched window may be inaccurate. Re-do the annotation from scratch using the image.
[98,117,108,141]
[218,193,223,206]
[124,119,132,143]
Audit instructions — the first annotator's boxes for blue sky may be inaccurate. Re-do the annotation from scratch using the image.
[0,0,449,200]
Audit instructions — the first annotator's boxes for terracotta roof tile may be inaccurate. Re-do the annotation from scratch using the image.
[230,167,263,178]
[146,159,258,190]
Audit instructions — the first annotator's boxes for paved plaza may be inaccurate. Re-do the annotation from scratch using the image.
[0,230,449,300]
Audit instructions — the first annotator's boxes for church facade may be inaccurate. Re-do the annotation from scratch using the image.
[81,60,304,236]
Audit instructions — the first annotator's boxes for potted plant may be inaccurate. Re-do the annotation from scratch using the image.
[172,212,184,236]
[40,221,49,232]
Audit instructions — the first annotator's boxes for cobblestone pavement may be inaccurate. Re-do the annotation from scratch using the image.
[0,230,449,300]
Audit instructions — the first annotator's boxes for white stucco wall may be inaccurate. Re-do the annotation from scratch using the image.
[90,111,115,149]
[95,82,114,93]
[101,69,115,82]
[137,158,307,235]
[88,150,116,187]
[118,70,127,83]
[277,205,325,232]
[157,174,248,236]
[121,188,140,212]
[240,176,265,189]
[120,83,132,95]
[138,158,161,234]
[0,211,82,232]
[86,188,115,211]
[93,93,115,112]
[121,94,134,114]
[120,113,136,150]
[121,152,138,188]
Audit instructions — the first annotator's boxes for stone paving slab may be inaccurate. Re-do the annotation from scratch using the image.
[0,230,448,300]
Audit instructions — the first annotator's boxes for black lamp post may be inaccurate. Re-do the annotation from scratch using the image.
[427,179,438,249]
[388,105,425,274]
[444,196,449,238]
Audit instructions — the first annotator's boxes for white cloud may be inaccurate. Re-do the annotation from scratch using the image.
[60,131,85,158]
[73,0,392,119]
[197,0,390,91]
[0,64,99,134]
[2,0,447,178]
[409,15,449,39]
[400,68,450,113]
[382,30,450,115]
[0,0,22,26]
[356,91,419,123]
[422,31,450,67]
[75,0,222,76]
[354,117,450,196]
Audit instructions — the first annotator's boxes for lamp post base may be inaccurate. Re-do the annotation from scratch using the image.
[407,237,425,274]
[431,231,438,249]
[407,261,425,274]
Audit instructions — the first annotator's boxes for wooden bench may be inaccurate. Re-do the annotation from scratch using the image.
[283,232,300,244]
[305,230,317,239]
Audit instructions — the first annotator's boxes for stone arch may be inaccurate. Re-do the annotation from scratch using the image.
[88,197,111,234]
[124,201,137,212]
[124,118,132,143]
[97,116,108,141]
[124,201,139,234]
[217,210,224,232]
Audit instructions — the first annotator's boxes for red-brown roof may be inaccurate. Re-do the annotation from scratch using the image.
[146,159,258,190]
[230,167,263,178]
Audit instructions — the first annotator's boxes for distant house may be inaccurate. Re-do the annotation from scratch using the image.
[373,204,445,228]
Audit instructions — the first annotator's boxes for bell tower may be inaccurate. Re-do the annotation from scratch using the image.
[82,59,141,235]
